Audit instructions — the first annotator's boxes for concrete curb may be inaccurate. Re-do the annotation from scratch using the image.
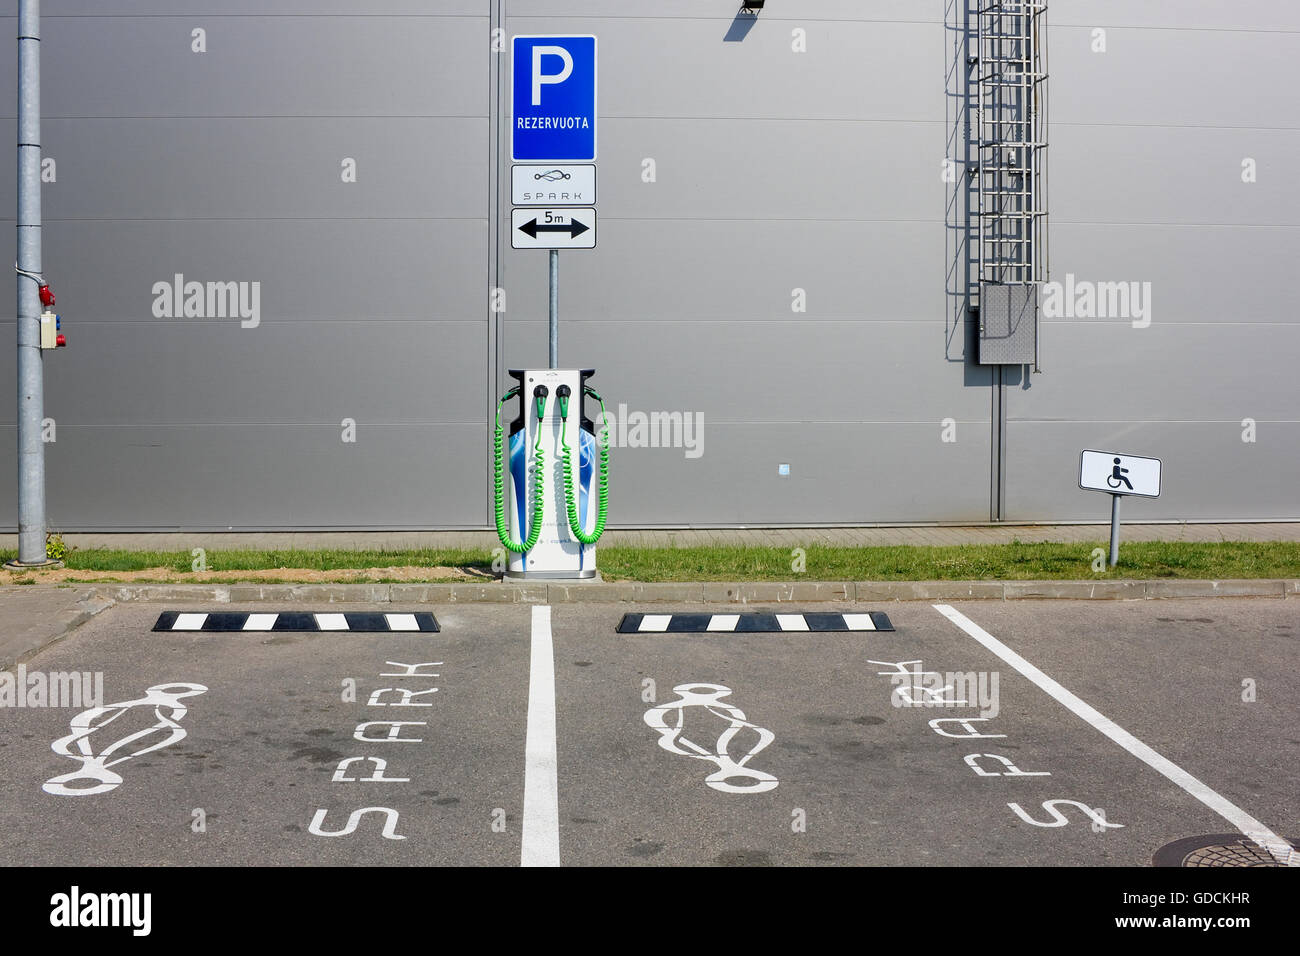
[0,578,1286,605]
[0,589,116,671]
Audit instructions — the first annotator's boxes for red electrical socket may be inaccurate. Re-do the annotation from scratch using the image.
[56,333,66,347]
[39,284,55,307]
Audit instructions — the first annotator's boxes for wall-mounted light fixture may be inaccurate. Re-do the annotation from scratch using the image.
[742,0,765,10]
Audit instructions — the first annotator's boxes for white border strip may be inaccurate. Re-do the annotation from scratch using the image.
[934,604,1296,866]
[521,605,561,867]
[842,613,877,631]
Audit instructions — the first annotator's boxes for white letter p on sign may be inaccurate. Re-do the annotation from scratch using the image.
[532,45,573,105]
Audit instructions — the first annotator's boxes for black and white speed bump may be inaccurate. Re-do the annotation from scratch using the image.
[616,611,894,634]
[152,611,439,633]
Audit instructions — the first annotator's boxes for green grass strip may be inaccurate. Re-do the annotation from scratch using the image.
[1,541,1297,582]
[0,548,490,574]
[597,542,1300,581]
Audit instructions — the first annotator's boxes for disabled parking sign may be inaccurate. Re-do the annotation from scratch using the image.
[1080,448,1161,567]
[512,35,597,162]
[1079,449,1161,498]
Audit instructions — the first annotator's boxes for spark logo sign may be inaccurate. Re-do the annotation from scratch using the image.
[512,35,597,162]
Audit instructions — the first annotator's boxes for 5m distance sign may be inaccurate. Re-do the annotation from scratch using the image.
[511,208,596,250]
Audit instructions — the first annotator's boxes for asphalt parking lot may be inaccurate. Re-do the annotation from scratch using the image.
[0,598,1295,867]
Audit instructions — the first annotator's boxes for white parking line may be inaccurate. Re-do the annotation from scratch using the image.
[521,605,560,867]
[934,604,1297,866]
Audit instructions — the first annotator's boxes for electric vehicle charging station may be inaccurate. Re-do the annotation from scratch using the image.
[493,368,608,579]
[494,35,608,581]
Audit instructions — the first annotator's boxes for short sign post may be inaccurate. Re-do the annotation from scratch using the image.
[511,35,597,368]
[1079,450,1162,567]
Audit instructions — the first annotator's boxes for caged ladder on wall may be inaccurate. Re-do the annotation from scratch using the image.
[970,0,1048,367]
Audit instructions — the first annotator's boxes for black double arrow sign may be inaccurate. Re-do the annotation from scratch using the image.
[517,216,590,239]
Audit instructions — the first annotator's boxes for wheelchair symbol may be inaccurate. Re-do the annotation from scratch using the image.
[1106,457,1133,491]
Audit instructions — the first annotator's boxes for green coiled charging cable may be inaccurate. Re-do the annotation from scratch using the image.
[558,384,609,544]
[493,386,547,553]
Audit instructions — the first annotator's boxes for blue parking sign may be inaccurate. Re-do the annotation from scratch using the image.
[512,35,597,162]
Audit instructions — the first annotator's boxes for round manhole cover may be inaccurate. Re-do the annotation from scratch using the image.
[1153,834,1300,867]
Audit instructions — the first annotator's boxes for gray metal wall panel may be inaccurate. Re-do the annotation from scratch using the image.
[1047,223,1297,325]
[39,320,485,427]
[1013,324,1299,423]
[1052,126,1300,227]
[508,15,945,122]
[599,118,945,223]
[504,319,991,424]
[39,16,486,118]
[2,4,1296,529]
[1006,422,1300,522]
[503,220,949,324]
[584,423,991,526]
[1,8,494,531]
[38,118,487,221]
[53,3,488,15]
[498,0,992,529]
[11,424,486,531]
[1004,5,1300,520]
[507,2,942,22]
[1048,22,1300,129]
[1051,0,1300,31]
[41,219,488,323]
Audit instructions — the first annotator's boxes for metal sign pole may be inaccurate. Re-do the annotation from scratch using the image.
[12,0,48,568]
[548,249,558,368]
[1109,493,1122,567]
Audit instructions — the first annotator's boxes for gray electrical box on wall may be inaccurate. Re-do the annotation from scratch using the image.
[978,283,1039,365]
